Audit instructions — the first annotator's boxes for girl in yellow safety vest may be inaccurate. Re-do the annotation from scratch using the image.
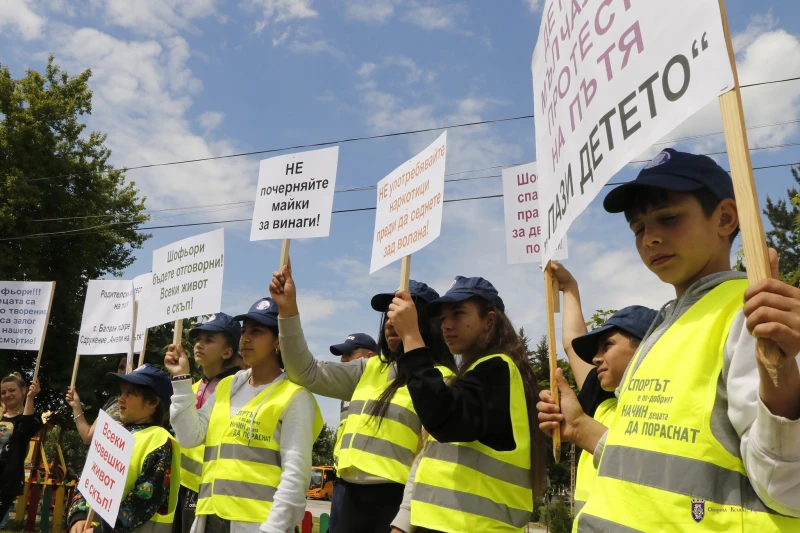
[387,276,547,533]
[165,297,323,533]
[269,259,456,533]
[67,364,180,533]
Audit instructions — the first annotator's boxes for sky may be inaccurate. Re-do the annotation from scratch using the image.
[3,0,800,427]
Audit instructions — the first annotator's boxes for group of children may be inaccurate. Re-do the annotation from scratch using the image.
[5,147,799,533]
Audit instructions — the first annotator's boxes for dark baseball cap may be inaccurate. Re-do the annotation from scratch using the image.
[107,363,173,408]
[370,280,440,312]
[428,276,505,315]
[234,297,279,328]
[189,312,241,347]
[603,148,734,214]
[571,306,659,364]
[330,333,379,356]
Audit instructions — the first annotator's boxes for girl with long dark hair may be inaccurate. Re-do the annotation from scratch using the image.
[269,260,456,533]
[387,276,547,533]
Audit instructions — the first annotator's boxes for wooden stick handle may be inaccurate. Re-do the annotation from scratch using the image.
[33,281,56,382]
[400,255,411,292]
[173,319,183,346]
[138,329,149,368]
[279,239,291,268]
[544,263,561,462]
[83,509,95,532]
[717,0,785,385]
[70,354,80,389]
[550,262,561,314]
[127,300,139,374]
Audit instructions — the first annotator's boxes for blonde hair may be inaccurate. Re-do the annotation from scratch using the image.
[1,372,27,417]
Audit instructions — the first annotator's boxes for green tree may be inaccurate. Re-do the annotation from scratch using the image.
[763,166,800,285]
[586,309,618,330]
[0,57,148,435]
[312,423,336,466]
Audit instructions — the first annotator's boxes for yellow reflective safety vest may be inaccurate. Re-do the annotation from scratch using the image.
[576,280,800,532]
[333,420,345,465]
[179,380,204,492]
[89,426,180,533]
[337,356,453,485]
[196,375,323,522]
[410,354,533,533]
[573,397,616,515]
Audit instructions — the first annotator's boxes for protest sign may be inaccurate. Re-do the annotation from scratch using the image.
[0,281,55,352]
[250,146,339,241]
[370,131,447,274]
[132,273,151,355]
[532,0,734,263]
[79,409,135,527]
[149,229,225,327]
[502,162,568,264]
[77,280,135,356]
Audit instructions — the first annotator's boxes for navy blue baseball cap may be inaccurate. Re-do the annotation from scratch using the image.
[189,312,241,347]
[571,306,659,364]
[234,297,279,328]
[370,280,440,312]
[330,333,379,356]
[603,148,734,214]
[107,363,173,408]
[428,276,505,315]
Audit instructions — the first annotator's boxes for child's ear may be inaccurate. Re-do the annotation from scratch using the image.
[221,347,233,361]
[717,198,739,238]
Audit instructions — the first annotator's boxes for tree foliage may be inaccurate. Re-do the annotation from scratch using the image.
[312,423,336,466]
[0,57,149,466]
[763,166,800,286]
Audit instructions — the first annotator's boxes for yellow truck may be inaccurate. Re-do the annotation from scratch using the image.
[306,466,335,500]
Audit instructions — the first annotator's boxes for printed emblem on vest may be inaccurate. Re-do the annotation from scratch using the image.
[691,499,705,523]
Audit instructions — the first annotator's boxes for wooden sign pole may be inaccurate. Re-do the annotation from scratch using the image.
[173,319,184,347]
[399,255,411,292]
[279,239,291,268]
[544,262,561,462]
[70,354,80,389]
[137,329,149,368]
[717,0,785,385]
[83,509,95,532]
[32,281,56,382]
[127,301,138,374]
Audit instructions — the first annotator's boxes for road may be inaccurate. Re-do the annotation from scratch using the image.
[305,498,332,517]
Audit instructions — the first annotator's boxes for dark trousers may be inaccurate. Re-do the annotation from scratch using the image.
[329,481,345,533]
[335,480,404,533]
[173,486,198,533]
[0,495,15,527]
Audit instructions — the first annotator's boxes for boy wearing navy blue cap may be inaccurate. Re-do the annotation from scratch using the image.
[329,333,378,363]
[539,149,800,531]
[68,364,181,533]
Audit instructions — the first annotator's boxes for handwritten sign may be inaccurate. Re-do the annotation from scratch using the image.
[79,409,135,527]
[149,229,225,327]
[250,147,339,240]
[0,281,54,351]
[77,280,135,356]
[502,162,568,264]
[370,131,447,273]
[532,0,734,263]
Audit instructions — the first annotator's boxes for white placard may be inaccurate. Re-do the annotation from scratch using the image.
[149,229,225,327]
[79,409,135,526]
[132,273,151,354]
[370,132,447,273]
[502,162,568,264]
[77,280,135,356]
[0,281,54,351]
[532,0,734,264]
[250,147,339,241]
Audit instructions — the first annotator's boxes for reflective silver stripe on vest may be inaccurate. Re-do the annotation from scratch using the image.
[577,514,645,533]
[412,482,531,528]
[424,441,531,489]
[198,480,277,502]
[203,445,219,463]
[574,499,585,516]
[600,445,780,515]
[341,433,415,466]
[348,400,366,415]
[180,454,203,476]
[344,400,420,435]
[218,443,281,467]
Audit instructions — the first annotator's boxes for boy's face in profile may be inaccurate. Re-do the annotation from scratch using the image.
[627,191,736,294]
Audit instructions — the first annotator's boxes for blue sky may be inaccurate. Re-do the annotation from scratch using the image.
[3,0,800,426]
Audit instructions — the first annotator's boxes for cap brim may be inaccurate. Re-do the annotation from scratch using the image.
[370,293,394,312]
[603,174,704,213]
[329,342,353,356]
[571,324,614,364]
[189,323,227,337]
[427,292,473,316]
[107,372,171,407]
[233,312,278,328]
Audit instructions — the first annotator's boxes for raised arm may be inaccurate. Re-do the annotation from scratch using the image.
[550,263,594,390]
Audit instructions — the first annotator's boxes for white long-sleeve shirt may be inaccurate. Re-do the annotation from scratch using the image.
[170,369,316,533]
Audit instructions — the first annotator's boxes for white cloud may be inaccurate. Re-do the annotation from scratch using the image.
[50,26,256,210]
[523,0,542,13]
[247,0,318,29]
[0,0,46,40]
[272,27,291,45]
[288,39,346,61]
[198,111,225,133]
[732,11,776,52]
[89,0,220,37]
[357,62,378,77]
[403,4,464,31]
[346,0,395,24]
